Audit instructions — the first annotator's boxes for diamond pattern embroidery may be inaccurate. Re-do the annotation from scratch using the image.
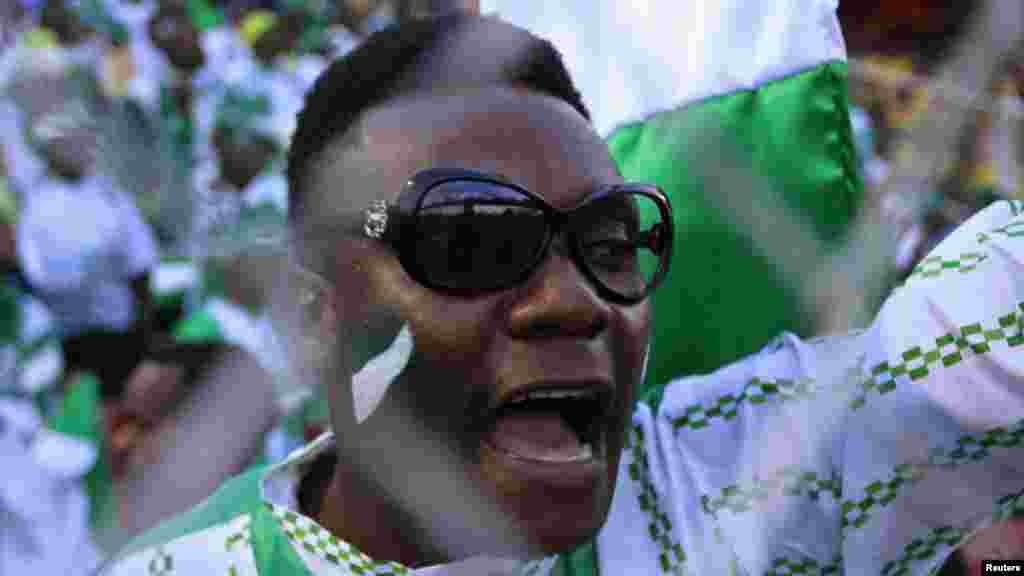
[908,252,988,281]
[269,503,412,575]
[880,525,967,576]
[627,425,688,574]
[851,304,1024,409]
[224,517,252,552]
[672,377,817,431]
[702,468,842,516]
[842,419,1024,532]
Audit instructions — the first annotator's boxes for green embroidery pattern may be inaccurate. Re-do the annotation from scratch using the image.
[880,526,967,576]
[269,503,411,575]
[994,491,1024,521]
[906,252,988,281]
[672,377,817,431]
[765,555,842,576]
[881,491,1024,576]
[900,208,1024,284]
[701,468,841,516]
[627,424,688,574]
[224,516,251,552]
[841,419,1024,531]
[851,304,1024,410]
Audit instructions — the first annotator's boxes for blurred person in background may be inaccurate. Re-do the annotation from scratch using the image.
[0,145,101,576]
[100,8,1024,576]
[14,85,162,403]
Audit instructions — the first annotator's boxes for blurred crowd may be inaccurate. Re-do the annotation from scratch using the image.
[0,0,1022,574]
[0,0,401,570]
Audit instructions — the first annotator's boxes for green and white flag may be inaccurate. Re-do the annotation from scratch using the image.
[482,0,864,398]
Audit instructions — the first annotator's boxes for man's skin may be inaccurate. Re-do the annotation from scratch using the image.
[298,84,649,566]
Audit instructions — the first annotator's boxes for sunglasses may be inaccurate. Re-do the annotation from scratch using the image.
[320,168,673,305]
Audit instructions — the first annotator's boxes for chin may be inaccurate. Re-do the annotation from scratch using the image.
[477,440,617,557]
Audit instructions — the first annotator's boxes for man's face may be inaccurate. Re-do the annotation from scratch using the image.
[308,89,649,557]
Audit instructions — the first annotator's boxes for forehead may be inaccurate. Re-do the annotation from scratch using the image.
[409,16,537,90]
[307,89,620,220]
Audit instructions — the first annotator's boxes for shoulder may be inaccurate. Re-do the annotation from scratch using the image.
[100,513,257,575]
[99,466,267,574]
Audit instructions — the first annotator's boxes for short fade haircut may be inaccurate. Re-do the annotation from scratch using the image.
[286,12,590,224]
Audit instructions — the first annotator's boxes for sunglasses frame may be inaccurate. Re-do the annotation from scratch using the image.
[362,168,674,305]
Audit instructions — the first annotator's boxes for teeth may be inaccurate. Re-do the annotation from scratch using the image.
[530,442,594,463]
[509,389,592,405]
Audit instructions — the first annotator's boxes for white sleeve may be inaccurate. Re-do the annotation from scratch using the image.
[599,332,856,575]
[838,200,1024,576]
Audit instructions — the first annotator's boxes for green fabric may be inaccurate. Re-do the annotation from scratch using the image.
[117,466,266,558]
[250,504,316,576]
[0,178,17,225]
[172,307,225,343]
[608,61,863,404]
[185,0,225,31]
[554,541,599,576]
[0,283,20,344]
[47,373,115,530]
[114,465,314,575]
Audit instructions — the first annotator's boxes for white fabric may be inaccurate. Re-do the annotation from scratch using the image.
[597,200,1024,575]
[480,0,846,136]
[150,260,200,297]
[206,297,287,375]
[17,175,159,335]
[17,294,62,395]
[0,398,100,576]
[243,171,288,213]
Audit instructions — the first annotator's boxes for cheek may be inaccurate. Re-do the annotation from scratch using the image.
[615,302,651,395]
[606,303,650,468]
[367,258,499,362]
[363,258,500,413]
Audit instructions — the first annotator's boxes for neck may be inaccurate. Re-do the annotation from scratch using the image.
[315,454,450,569]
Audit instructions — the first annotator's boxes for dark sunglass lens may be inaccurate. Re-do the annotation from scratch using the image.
[574,191,667,300]
[414,180,547,290]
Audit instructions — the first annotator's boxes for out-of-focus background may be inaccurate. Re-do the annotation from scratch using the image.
[0,1,1022,574]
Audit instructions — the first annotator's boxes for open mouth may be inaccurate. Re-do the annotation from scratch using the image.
[485,385,609,464]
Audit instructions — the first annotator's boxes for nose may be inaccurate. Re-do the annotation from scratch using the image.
[505,238,611,340]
